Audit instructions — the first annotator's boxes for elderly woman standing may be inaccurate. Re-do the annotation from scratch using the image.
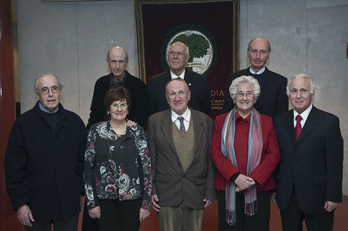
[211,76,281,231]
[84,86,152,231]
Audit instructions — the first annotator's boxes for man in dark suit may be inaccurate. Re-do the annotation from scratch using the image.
[86,46,149,129]
[222,37,288,117]
[147,41,211,116]
[147,78,216,231]
[273,74,343,231]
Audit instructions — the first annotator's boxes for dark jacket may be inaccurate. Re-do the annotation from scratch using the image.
[274,107,343,214]
[5,101,87,219]
[87,71,149,130]
[147,70,211,116]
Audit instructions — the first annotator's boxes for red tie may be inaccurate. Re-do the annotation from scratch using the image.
[295,115,302,140]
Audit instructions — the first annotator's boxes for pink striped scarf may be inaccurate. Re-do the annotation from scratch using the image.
[221,107,263,225]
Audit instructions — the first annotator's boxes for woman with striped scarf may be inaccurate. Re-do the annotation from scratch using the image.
[210,75,281,231]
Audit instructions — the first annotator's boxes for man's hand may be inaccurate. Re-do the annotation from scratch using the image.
[17,205,34,227]
[126,120,137,127]
[151,195,161,212]
[324,201,338,212]
[203,199,212,208]
[88,206,101,219]
[271,192,277,203]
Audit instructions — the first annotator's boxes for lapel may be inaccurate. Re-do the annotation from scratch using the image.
[159,110,177,153]
[183,70,194,90]
[261,67,272,110]
[161,71,171,82]
[296,106,320,143]
[191,110,205,153]
[158,109,204,156]
[122,71,131,87]
[283,109,296,144]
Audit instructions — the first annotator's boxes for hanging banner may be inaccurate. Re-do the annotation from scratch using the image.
[135,0,239,118]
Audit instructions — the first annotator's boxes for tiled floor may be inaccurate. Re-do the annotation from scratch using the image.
[1,196,347,231]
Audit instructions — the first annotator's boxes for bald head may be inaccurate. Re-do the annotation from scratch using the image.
[106,46,129,81]
[107,46,129,62]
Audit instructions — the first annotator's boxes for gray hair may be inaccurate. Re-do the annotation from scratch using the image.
[34,73,63,93]
[286,73,315,96]
[247,37,271,53]
[229,75,261,104]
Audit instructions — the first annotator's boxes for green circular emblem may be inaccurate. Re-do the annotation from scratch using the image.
[161,24,217,76]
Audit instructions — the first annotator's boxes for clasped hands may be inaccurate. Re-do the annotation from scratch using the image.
[234,174,255,192]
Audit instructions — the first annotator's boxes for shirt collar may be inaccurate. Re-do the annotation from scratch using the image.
[170,70,185,79]
[249,66,266,75]
[171,108,191,122]
[235,111,251,123]
[39,102,59,114]
[293,104,313,123]
[109,71,127,87]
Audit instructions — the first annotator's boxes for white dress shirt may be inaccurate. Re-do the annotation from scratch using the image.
[171,108,191,132]
[170,70,185,79]
[293,104,313,128]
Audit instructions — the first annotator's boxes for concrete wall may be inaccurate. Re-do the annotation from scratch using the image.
[17,0,137,123]
[17,0,348,195]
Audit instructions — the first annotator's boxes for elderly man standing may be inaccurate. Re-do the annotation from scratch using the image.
[273,74,343,231]
[147,78,216,231]
[87,46,149,129]
[147,41,211,115]
[223,37,288,117]
[5,73,87,231]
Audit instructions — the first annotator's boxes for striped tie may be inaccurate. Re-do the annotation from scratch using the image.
[178,116,186,133]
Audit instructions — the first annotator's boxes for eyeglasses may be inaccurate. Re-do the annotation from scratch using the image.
[167,90,188,99]
[236,91,253,98]
[168,51,185,57]
[290,89,309,95]
[40,86,60,95]
[110,103,128,109]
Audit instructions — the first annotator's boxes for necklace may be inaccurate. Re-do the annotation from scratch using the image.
[111,121,126,135]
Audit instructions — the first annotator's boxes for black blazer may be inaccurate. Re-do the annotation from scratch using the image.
[147,70,211,116]
[87,71,149,130]
[222,67,288,117]
[273,107,343,214]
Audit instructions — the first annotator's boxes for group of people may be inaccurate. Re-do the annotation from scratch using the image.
[4,37,343,231]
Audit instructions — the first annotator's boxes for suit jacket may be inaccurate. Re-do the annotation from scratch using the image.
[5,102,87,219]
[211,112,280,192]
[147,69,211,116]
[87,71,149,129]
[273,106,343,214]
[147,109,216,209]
[222,67,288,117]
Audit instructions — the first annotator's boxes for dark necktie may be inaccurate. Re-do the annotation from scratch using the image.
[178,116,186,133]
[295,115,302,140]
